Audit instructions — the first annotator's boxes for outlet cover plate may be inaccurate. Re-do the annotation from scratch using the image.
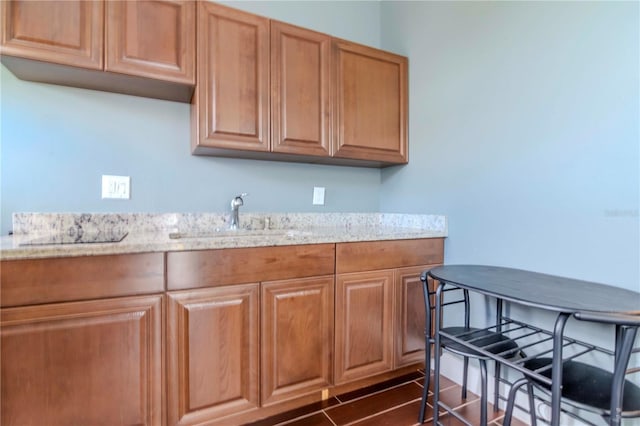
[102,175,130,199]
[313,187,325,205]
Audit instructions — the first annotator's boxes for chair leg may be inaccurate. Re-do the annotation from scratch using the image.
[503,378,529,426]
[480,359,488,425]
[418,340,432,423]
[494,361,501,411]
[461,356,469,399]
[527,382,537,426]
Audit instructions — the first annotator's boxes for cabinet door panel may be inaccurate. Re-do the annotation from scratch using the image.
[262,276,334,406]
[194,2,269,152]
[1,0,103,69]
[333,40,407,164]
[394,266,428,367]
[167,284,260,425]
[0,295,163,426]
[271,21,331,156]
[335,270,394,384]
[106,0,195,84]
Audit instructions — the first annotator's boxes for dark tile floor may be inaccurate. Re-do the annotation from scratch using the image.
[246,370,530,426]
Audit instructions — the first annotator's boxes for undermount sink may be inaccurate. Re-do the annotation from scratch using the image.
[168,229,309,240]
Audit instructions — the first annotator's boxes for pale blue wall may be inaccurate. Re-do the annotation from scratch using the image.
[380,1,640,291]
[0,1,383,234]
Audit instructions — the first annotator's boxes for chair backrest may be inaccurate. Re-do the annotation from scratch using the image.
[420,269,471,341]
[574,311,640,420]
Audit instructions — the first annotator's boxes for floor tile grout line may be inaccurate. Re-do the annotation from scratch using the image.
[337,396,424,426]
[321,409,338,426]
[325,375,425,409]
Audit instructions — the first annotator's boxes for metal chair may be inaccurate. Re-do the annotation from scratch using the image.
[504,312,640,426]
[419,270,524,425]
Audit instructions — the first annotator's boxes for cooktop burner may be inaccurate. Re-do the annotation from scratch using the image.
[19,230,128,246]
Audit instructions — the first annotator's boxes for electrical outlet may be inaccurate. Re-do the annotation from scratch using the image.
[102,175,130,199]
[313,187,325,205]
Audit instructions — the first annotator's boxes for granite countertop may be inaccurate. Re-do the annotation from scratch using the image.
[0,212,447,260]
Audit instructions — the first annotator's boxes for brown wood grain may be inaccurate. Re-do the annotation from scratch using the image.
[336,238,444,274]
[332,38,408,164]
[167,284,260,425]
[394,265,440,367]
[271,20,332,157]
[335,270,394,384]
[193,1,270,153]
[261,276,334,406]
[106,0,195,84]
[1,0,103,69]
[1,295,163,426]
[0,253,165,307]
[166,244,335,290]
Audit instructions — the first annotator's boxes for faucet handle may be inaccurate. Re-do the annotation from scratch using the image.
[237,193,248,199]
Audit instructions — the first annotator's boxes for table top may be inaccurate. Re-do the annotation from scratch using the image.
[428,265,640,316]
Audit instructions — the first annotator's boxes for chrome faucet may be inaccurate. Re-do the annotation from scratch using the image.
[229,193,248,230]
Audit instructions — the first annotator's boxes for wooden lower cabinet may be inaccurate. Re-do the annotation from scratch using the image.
[335,270,394,384]
[261,276,334,406]
[0,295,163,426]
[394,264,439,367]
[167,284,260,425]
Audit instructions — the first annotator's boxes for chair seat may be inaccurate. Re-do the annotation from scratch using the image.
[524,358,640,414]
[441,326,519,358]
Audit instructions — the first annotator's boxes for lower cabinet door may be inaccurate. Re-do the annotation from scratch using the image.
[261,276,334,406]
[0,295,163,426]
[167,284,260,425]
[335,270,394,384]
[394,265,434,367]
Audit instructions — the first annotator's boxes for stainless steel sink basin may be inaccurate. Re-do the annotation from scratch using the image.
[168,229,309,240]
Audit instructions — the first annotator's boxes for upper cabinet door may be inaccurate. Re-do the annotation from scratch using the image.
[105,0,195,84]
[194,2,270,154]
[271,21,331,157]
[333,40,408,165]
[0,0,103,69]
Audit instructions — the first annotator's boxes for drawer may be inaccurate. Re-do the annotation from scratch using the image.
[167,244,335,290]
[0,253,165,307]
[336,238,444,274]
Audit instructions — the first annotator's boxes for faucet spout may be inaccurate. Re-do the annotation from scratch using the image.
[229,193,248,230]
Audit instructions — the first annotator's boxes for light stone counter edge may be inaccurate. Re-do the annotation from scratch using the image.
[1,212,447,260]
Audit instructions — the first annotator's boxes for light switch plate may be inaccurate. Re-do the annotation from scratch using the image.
[102,175,130,199]
[313,187,325,205]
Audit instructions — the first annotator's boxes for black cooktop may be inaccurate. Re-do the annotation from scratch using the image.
[19,230,128,246]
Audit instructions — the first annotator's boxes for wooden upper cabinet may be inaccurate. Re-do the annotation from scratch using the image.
[1,295,163,426]
[333,39,408,165]
[0,0,103,69]
[1,0,195,102]
[106,0,195,84]
[271,21,331,157]
[193,2,270,154]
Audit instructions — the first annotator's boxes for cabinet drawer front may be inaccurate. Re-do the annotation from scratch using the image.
[0,253,165,307]
[336,238,444,274]
[1,295,163,426]
[167,244,335,290]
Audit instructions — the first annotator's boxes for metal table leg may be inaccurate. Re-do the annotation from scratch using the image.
[550,313,570,426]
[433,281,444,425]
